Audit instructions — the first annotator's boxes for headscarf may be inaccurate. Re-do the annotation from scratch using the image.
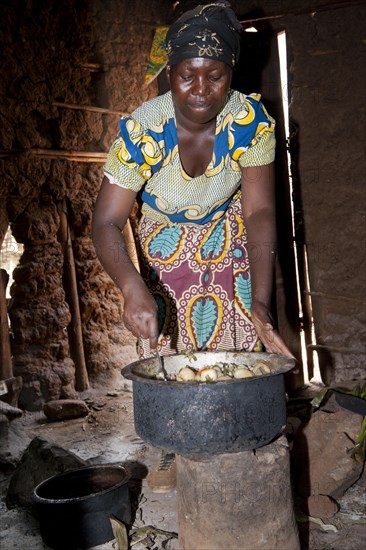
[166,1,242,68]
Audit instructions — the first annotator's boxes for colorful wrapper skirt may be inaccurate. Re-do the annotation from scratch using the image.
[136,194,261,358]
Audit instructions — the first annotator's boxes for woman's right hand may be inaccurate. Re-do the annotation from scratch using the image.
[122,279,159,351]
[250,300,295,358]
[92,179,159,351]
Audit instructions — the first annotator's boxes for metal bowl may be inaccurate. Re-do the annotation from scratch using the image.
[33,464,131,549]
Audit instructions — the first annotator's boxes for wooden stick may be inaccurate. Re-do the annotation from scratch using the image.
[32,149,108,159]
[0,269,13,380]
[32,149,108,163]
[76,62,104,71]
[0,149,108,162]
[52,101,126,116]
[58,202,89,391]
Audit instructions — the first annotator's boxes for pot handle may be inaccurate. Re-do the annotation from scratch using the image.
[274,356,298,375]
[121,364,133,380]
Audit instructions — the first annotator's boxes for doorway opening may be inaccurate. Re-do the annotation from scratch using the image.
[277,30,322,385]
[0,227,23,300]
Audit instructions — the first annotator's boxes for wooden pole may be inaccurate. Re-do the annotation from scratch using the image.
[52,101,126,116]
[58,202,89,391]
[0,269,13,380]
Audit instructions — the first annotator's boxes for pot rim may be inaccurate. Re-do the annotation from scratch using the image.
[33,464,130,504]
[122,351,296,385]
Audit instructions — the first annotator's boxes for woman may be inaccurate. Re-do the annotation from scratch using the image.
[92,1,293,360]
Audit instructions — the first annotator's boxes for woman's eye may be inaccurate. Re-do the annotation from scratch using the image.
[180,75,192,81]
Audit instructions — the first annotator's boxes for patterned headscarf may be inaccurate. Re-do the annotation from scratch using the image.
[166,1,242,68]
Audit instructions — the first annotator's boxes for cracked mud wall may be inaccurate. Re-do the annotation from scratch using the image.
[0,0,171,409]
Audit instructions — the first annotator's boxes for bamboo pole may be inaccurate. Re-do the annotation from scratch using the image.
[58,202,89,391]
[0,269,13,380]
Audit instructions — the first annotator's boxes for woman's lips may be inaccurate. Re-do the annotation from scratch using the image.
[189,102,210,109]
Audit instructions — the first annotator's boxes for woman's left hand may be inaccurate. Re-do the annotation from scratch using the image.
[251,301,295,358]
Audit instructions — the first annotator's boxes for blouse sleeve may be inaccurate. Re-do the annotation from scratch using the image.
[231,94,276,168]
[103,115,163,191]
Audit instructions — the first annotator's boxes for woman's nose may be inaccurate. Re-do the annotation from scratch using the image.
[192,77,209,96]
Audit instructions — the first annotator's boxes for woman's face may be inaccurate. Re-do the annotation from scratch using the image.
[166,58,232,125]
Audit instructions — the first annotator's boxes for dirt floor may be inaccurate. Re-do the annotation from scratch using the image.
[1,372,179,550]
[1,372,365,550]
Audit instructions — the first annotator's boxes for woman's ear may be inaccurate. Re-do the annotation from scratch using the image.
[158,66,171,95]
[228,67,233,88]
[165,65,171,83]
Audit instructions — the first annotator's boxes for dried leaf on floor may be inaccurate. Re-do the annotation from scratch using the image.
[109,515,128,550]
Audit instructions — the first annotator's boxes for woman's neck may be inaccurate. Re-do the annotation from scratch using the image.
[174,109,216,134]
[175,115,216,178]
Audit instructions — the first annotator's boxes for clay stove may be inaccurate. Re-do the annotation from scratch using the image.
[123,351,300,550]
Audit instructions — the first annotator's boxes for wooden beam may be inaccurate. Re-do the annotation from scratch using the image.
[239,0,364,25]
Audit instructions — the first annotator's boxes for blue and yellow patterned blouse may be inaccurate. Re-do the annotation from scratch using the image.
[104,90,275,225]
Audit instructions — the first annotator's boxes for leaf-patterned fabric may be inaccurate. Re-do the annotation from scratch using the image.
[145,25,169,85]
[137,194,262,357]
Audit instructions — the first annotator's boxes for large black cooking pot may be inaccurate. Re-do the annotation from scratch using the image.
[122,351,295,456]
[33,464,131,549]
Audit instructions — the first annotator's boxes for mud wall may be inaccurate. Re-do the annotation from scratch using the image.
[0,0,170,409]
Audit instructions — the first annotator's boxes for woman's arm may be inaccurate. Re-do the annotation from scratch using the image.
[92,177,159,350]
[241,163,293,357]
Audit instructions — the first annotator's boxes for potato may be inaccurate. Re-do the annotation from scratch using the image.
[177,366,197,382]
[198,368,218,382]
[233,367,254,379]
[252,361,272,375]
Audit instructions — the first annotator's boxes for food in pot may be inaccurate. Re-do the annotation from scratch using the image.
[174,359,273,383]
[176,366,197,382]
[252,361,272,375]
[233,367,255,379]
[197,367,218,382]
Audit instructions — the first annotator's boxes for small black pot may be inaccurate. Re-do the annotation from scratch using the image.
[122,351,295,456]
[33,464,131,549]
